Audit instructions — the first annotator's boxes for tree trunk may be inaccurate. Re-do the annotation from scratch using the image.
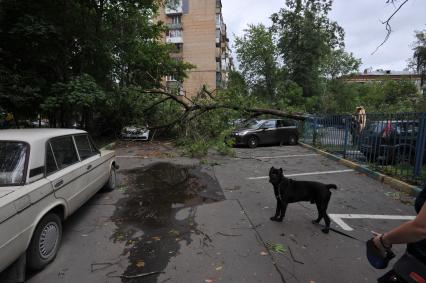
[60,104,65,128]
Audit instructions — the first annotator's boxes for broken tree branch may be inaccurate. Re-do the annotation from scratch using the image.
[149,111,191,130]
[143,97,172,112]
[217,232,242,237]
[106,271,163,279]
[142,87,306,131]
[372,0,409,54]
[141,89,192,110]
[200,85,217,101]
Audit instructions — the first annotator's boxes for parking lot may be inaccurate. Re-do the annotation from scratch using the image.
[26,142,417,283]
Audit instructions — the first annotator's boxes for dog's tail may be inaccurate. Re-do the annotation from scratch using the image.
[326,184,337,190]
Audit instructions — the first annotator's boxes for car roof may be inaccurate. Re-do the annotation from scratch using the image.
[255,119,282,122]
[371,120,418,124]
[0,128,87,143]
[0,129,88,182]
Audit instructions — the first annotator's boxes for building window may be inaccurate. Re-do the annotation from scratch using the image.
[216,72,223,88]
[216,14,221,27]
[166,75,177,82]
[167,29,182,38]
[182,0,189,14]
[174,43,183,52]
[171,15,181,24]
[216,62,221,72]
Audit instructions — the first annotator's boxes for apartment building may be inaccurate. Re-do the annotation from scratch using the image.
[158,0,234,98]
[343,69,425,94]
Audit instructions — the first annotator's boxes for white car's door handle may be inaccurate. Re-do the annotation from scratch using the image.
[54,180,64,188]
[87,165,92,170]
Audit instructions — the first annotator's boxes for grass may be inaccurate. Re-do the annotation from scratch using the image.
[375,164,426,186]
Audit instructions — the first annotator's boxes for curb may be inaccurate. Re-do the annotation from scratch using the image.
[299,142,422,197]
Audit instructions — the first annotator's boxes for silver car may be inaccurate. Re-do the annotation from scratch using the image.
[120,125,150,140]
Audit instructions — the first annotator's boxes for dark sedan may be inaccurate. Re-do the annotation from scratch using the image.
[359,120,420,165]
[227,119,299,148]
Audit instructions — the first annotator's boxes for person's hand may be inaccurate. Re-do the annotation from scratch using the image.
[372,231,387,256]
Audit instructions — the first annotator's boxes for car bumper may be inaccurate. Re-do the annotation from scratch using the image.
[121,133,149,140]
[360,143,396,159]
[225,135,246,146]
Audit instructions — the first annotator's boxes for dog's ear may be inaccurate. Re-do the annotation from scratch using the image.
[279,168,283,175]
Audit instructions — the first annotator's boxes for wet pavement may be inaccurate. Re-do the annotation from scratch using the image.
[24,141,417,283]
[112,163,225,282]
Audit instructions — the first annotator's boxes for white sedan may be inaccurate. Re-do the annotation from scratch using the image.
[0,129,117,273]
[120,125,150,140]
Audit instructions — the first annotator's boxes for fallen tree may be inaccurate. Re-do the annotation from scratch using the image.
[141,87,307,131]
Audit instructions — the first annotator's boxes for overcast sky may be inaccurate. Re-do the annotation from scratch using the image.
[222,0,426,72]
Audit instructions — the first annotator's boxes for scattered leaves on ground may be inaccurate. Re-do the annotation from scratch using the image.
[260,251,268,256]
[385,191,415,205]
[152,236,161,241]
[266,242,286,254]
[385,192,401,200]
[136,260,145,268]
[169,229,180,236]
[118,186,128,193]
[215,266,223,271]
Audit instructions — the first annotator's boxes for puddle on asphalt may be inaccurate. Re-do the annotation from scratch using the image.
[111,162,225,282]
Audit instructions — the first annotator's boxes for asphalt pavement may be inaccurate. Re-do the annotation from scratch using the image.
[25,142,417,283]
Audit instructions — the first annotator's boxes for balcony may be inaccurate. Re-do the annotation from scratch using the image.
[166,36,183,44]
[167,23,183,30]
[215,47,221,59]
[165,1,182,15]
[221,23,226,33]
[216,14,222,29]
[221,40,226,50]
[170,53,183,60]
[216,78,223,89]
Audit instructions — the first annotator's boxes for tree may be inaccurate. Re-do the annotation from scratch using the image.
[42,74,105,129]
[0,0,192,131]
[234,24,279,102]
[321,48,361,80]
[410,30,426,94]
[271,0,345,97]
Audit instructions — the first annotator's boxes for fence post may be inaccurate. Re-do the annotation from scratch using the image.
[343,118,349,159]
[414,113,426,177]
[312,118,318,146]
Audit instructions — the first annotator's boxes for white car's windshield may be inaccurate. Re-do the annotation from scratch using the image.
[0,142,28,186]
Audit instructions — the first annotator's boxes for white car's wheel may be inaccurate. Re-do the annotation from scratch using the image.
[103,166,117,192]
[27,213,62,270]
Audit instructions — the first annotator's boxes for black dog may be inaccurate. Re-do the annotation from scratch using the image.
[269,167,337,233]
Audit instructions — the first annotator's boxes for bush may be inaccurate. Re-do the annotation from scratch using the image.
[181,137,210,158]
[214,129,236,157]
